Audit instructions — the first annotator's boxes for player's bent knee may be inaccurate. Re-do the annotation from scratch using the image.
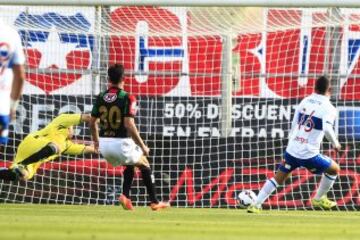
[326,161,340,175]
[48,143,60,155]
[274,171,291,185]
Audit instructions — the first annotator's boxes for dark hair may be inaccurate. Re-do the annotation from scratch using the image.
[315,76,330,95]
[108,64,124,84]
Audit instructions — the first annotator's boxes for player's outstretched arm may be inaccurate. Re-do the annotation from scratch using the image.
[89,116,100,153]
[324,123,341,152]
[11,64,25,102]
[80,114,92,123]
[324,110,341,152]
[50,114,83,129]
[50,113,91,129]
[124,117,149,157]
[9,29,26,121]
[288,107,300,137]
[84,145,98,154]
[10,64,25,121]
[63,143,98,156]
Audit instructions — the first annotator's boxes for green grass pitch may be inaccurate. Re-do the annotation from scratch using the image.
[0,204,359,240]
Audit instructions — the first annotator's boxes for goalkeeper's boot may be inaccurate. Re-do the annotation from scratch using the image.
[150,201,170,211]
[247,204,262,214]
[119,194,134,211]
[311,196,337,210]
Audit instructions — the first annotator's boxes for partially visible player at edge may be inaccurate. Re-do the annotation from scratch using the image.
[90,64,169,211]
[0,114,96,181]
[248,76,341,213]
[0,18,26,150]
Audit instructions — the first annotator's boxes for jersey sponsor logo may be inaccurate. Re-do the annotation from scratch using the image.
[14,12,94,94]
[0,42,11,75]
[103,93,118,103]
[294,136,308,144]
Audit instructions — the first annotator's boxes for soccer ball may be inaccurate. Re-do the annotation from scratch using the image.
[236,190,257,208]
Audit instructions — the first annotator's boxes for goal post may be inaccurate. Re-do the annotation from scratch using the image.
[2,0,360,7]
[0,1,359,210]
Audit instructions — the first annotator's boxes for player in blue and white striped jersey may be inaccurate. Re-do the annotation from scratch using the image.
[248,76,341,213]
[0,18,25,147]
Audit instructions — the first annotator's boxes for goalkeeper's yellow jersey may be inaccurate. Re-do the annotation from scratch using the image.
[35,113,83,152]
[14,114,86,164]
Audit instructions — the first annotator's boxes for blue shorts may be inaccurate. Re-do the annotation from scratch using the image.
[0,115,10,144]
[279,151,332,175]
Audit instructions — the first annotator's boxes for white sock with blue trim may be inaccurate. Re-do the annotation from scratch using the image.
[254,178,279,208]
[314,174,337,200]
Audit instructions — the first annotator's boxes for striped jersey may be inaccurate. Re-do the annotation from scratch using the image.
[0,20,25,115]
[286,93,337,159]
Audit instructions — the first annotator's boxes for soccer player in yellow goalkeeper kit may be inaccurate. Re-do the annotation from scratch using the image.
[0,113,96,181]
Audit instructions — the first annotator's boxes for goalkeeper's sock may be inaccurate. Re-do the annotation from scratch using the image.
[122,165,134,198]
[21,143,58,166]
[140,166,158,204]
[254,178,278,207]
[314,173,337,200]
[0,168,18,181]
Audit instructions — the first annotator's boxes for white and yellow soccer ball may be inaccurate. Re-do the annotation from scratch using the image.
[236,190,257,208]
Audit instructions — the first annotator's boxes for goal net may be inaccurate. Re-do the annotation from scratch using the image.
[0,3,359,210]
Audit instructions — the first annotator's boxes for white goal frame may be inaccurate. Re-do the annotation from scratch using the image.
[1,0,360,7]
[0,0,359,210]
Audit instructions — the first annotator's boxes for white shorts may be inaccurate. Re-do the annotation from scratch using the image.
[99,138,143,166]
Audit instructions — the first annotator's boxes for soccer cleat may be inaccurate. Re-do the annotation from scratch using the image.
[119,194,134,211]
[150,201,170,211]
[247,205,262,214]
[311,196,337,210]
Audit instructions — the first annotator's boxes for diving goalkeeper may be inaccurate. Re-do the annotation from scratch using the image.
[0,113,96,181]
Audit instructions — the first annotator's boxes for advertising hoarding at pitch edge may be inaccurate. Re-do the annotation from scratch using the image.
[0,7,359,208]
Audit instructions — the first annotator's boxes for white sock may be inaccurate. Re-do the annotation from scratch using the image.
[314,174,337,200]
[254,178,279,207]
